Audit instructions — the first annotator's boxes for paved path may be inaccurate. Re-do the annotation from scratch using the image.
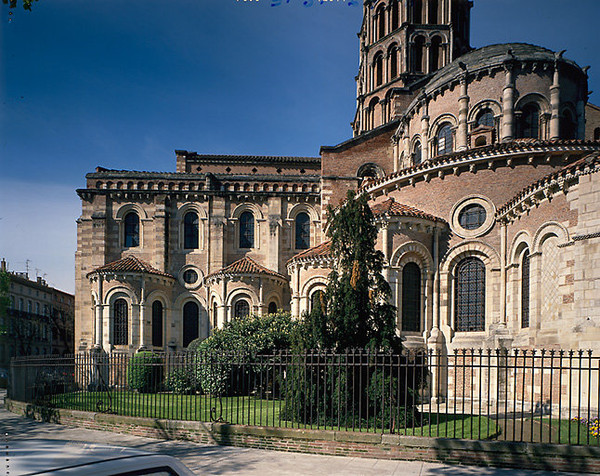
[0,394,588,475]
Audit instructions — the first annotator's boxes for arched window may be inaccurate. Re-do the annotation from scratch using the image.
[295,212,311,250]
[234,299,250,319]
[376,5,386,40]
[428,0,438,24]
[413,141,422,165]
[595,127,600,141]
[19,298,23,311]
[390,0,399,30]
[374,53,384,86]
[124,212,140,248]
[183,301,199,347]
[152,300,163,347]
[268,302,278,314]
[310,290,325,313]
[561,110,577,140]
[184,212,199,249]
[436,123,453,155]
[413,36,425,73]
[35,302,40,315]
[413,0,423,23]
[454,257,485,332]
[402,263,421,332]
[239,211,254,248]
[27,300,32,313]
[389,45,398,79]
[476,109,494,128]
[212,302,218,328]
[429,36,442,73]
[520,104,540,139]
[113,298,128,345]
[521,250,530,329]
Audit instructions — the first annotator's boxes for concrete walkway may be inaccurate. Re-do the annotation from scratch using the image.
[0,394,588,475]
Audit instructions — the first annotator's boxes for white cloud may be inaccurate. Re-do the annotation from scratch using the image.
[0,179,79,294]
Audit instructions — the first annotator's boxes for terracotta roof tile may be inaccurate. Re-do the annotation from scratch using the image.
[206,257,287,280]
[87,255,173,278]
[370,198,446,223]
[287,241,332,264]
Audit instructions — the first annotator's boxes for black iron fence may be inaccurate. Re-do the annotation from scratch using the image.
[9,348,600,445]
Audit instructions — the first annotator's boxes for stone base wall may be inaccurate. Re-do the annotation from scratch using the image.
[7,398,600,474]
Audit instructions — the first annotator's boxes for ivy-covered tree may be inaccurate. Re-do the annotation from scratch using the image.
[307,190,401,352]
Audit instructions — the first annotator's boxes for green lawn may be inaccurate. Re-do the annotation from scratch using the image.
[544,418,600,446]
[50,391,499,439]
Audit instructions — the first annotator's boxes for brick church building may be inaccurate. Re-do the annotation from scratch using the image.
[75,0,600,355]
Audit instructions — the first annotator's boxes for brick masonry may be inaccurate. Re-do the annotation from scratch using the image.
[7,398,600,474]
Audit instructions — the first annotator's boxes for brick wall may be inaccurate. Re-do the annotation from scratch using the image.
[7,398,600,473]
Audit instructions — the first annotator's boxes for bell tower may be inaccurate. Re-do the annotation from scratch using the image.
[353,0,473,136]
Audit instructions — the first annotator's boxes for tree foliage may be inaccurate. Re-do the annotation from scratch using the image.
[301,190,401,353]
[0,271,10,337]
[3,0,37,10]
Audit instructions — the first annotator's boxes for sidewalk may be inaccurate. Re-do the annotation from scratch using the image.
[0,394,588,475]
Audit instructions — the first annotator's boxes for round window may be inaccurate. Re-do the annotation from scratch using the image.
[183,269,198,284]
[458,204,486,230]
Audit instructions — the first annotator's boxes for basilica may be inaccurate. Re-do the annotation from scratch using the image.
[75,0,600,355]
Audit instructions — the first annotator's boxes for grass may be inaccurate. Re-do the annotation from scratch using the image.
[541,417,600,446]
[50,391,499,439]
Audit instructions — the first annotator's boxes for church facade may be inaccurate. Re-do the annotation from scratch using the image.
[75,0,600,355]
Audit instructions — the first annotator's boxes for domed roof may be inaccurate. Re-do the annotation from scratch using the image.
[423,43,582,96]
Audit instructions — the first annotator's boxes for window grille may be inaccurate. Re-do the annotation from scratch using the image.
[124,212,139,248]
[476,109,494,128]
[184,212,199,249]
[183,302,199,347]
[239,212,254,249]
[521,104,540,139]
[234,300,250,319]
[295,213,311,249]
[455,257,485,332]
[437,123,453,155]
[458,204,486,230]
[521,250,530,328]
[113,298,128,345]
[152,301,163,347]
[402,263,421,331]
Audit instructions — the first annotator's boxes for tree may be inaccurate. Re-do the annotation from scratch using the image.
[305,190,401,352]
[3,0,37,10]
[0,270,10,337]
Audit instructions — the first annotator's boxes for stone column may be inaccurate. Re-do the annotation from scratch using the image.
[502,62,516,142]
[457,75,469,151]
[219,278,228,327]
[550,62,561,140]
[421,97,430,161]
[258,278,265,316]
[500,221,508,325]
[138,277,147,350]
[94,276,104,348]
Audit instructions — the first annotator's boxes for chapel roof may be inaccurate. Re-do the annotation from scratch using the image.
[424,43,582,96]
[371,197,446,223]
[87,255,174,279]
[287,241,332,265]
[205,257,287,281]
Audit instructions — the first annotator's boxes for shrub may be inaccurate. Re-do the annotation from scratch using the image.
[127,351,162,393]
[165,367,199,395]
[189,311,299,396]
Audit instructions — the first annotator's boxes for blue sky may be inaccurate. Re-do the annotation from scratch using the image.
[1,0,599,293]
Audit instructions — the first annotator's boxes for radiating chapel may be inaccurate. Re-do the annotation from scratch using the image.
[76,0,600,355]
